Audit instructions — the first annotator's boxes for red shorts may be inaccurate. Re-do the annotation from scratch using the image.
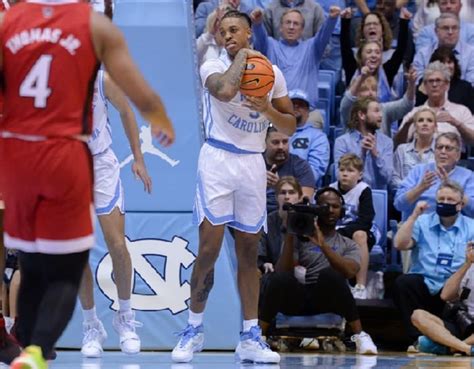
[0,137,95,254]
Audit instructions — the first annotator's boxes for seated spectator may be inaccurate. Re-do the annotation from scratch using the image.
[340,65,416,136]
[288,90,329,186]
[411,244,474,355]
[396,61,474,145]
[258,187,378,354]
[265,127,315,213]
[415,0,474,50]
[250,7,340,109]
[394,132,474,220]
[414,13,474,85]
[262,0,325,40]
[412,0,440,39]
[258,176,302,275]
[330,154,377,300]
[196,4,232,66]
[393,180,474,346]
[194,0,253,37]
[392,108,437,192]
[334,97,393,190]
[340,7,412,101]
[416,46,474,114]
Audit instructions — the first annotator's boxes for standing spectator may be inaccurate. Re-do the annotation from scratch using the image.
[288,90,329,186]
[334,97,393,190]
[394,132,474,220]
[392,108,437,192]
[265,127,315,212]
[413,13,474,85]
[393,180,474,345]
[330,154,377,299]
[251,7,341,109]
[415,46,474,114]
[263,0,325,40]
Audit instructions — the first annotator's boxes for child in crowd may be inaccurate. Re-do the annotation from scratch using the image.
[330,153,377,299]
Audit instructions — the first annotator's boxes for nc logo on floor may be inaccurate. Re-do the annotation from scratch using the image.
[96,236,196,314]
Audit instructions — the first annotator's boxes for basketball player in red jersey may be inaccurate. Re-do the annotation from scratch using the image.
[0,1,174,368]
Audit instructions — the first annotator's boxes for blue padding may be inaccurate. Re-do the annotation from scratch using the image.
[275,313,345,329]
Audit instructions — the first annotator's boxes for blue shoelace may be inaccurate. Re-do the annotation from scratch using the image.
[175,324,203,348]
[240,326,269,349]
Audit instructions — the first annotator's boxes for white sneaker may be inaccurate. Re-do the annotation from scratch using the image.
[351,331,378,355]
[81,320,108,358]
[353,284,368,299]
[112,311,142,355]
[171,324,204,363]
[300,337,319,350]
[235,326,280,363]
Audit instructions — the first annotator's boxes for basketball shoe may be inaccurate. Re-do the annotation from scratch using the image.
[171,324,204,363]
[10,345,47,369]
[235,326,280,363]
[81,319,108,358]
[112,311,142,355]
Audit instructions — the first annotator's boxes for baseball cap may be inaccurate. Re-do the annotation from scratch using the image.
[288,89,310,107]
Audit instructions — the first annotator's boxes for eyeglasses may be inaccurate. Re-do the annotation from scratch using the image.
[435,144,459,152]
[437,25,460,32]
[424,78,446,86]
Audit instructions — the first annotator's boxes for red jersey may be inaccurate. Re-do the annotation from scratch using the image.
[0,0,99,137]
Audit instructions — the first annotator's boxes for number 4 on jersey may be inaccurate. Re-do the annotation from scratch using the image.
[19,55,52,108]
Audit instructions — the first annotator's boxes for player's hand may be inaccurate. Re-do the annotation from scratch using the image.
[250,8,264,24]
[418,170,437,191]
[340,7,352,18]
[132,159,152,194]
[263,263,274,274]
[329,6,341,18]
[151,117,175,147]
[413,200,429,217]
[242,94,271,113]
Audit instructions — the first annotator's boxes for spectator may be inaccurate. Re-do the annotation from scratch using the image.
[330,154,377,300]
[194,0,253,37]
[392,108,437,192]
[416,46,474,114]
[396,61,474,145]
[340,7,412,100]
[340,65,416,136]
[393,180,474,345]
[258,187,378,354]
[251,7,340,109]
[288,90,329,186]
[334,97,393,190]
[414,13,474,85]
[412,0,440,38]
[265,127,315,213]
[263,0,325,40]
[411,242,474,355]
[394,132,474,220]
[415,0,474,50]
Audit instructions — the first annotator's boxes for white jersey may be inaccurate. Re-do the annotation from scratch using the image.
[90,0,112,13]
[200,52,288,153]
[88,70,112,156]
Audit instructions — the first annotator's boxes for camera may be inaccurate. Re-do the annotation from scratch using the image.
[283,199,329,236]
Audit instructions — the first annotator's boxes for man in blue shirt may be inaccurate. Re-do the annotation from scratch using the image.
[414,13,474,85]
[393,179,474,345]
[415,0,474,51]
[265,127,315,212]
[288,90,329,187]
[250,6,340,108]
[395,132,474,221]
[334,96,393,190]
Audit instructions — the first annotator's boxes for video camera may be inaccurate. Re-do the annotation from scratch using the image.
[283,198,329,236]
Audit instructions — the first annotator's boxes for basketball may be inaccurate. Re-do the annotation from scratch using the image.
[240,56,275,97]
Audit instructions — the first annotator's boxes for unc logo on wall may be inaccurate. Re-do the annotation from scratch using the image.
[96,236,196,314]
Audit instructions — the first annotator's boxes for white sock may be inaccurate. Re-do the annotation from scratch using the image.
[82,307,98,323]
[118,299,132,314]
[243,319,258,332]
[188,310,204,328]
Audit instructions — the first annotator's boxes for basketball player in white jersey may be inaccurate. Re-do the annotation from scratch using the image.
[79,70,152,358]
[171,10,295,364]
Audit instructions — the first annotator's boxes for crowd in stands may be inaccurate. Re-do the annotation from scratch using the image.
[194,0,474,355]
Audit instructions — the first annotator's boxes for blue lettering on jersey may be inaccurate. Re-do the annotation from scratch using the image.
[228,114,268,133]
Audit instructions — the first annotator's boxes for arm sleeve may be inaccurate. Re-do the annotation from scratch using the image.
[340,91,357,128]
[294,157,316,188]
[392,146,404,191]
[341,18,357,85]
[271,66,289,99]
[333,136,346,169]
[369,136,393,185]
[194,3,210,37]
[383,18,410,86]
[200,59,226,87]
[383,94,415,124]
[263,7,275,37]
[394,165,422,212]
[252,22,270,55]
[341,187,375,234]
[411,216,421,246]
[310,16,338,60]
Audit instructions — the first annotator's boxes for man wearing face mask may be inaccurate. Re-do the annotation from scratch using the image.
[392,180,474,349]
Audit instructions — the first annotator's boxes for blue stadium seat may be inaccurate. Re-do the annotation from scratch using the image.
[316,99,330,135]
[319,70,337,119]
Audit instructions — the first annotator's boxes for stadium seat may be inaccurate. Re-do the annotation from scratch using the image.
[369,190,388,271]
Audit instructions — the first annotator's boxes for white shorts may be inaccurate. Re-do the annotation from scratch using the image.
[93,148,124,216]
[193,143,267,233]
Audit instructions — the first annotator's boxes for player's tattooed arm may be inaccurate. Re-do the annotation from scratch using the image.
[205,49,248,102]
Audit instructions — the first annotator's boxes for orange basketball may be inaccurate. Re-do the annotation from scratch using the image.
[240,56,275,97]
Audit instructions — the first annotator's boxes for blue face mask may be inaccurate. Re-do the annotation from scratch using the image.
[436,202,460,217]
